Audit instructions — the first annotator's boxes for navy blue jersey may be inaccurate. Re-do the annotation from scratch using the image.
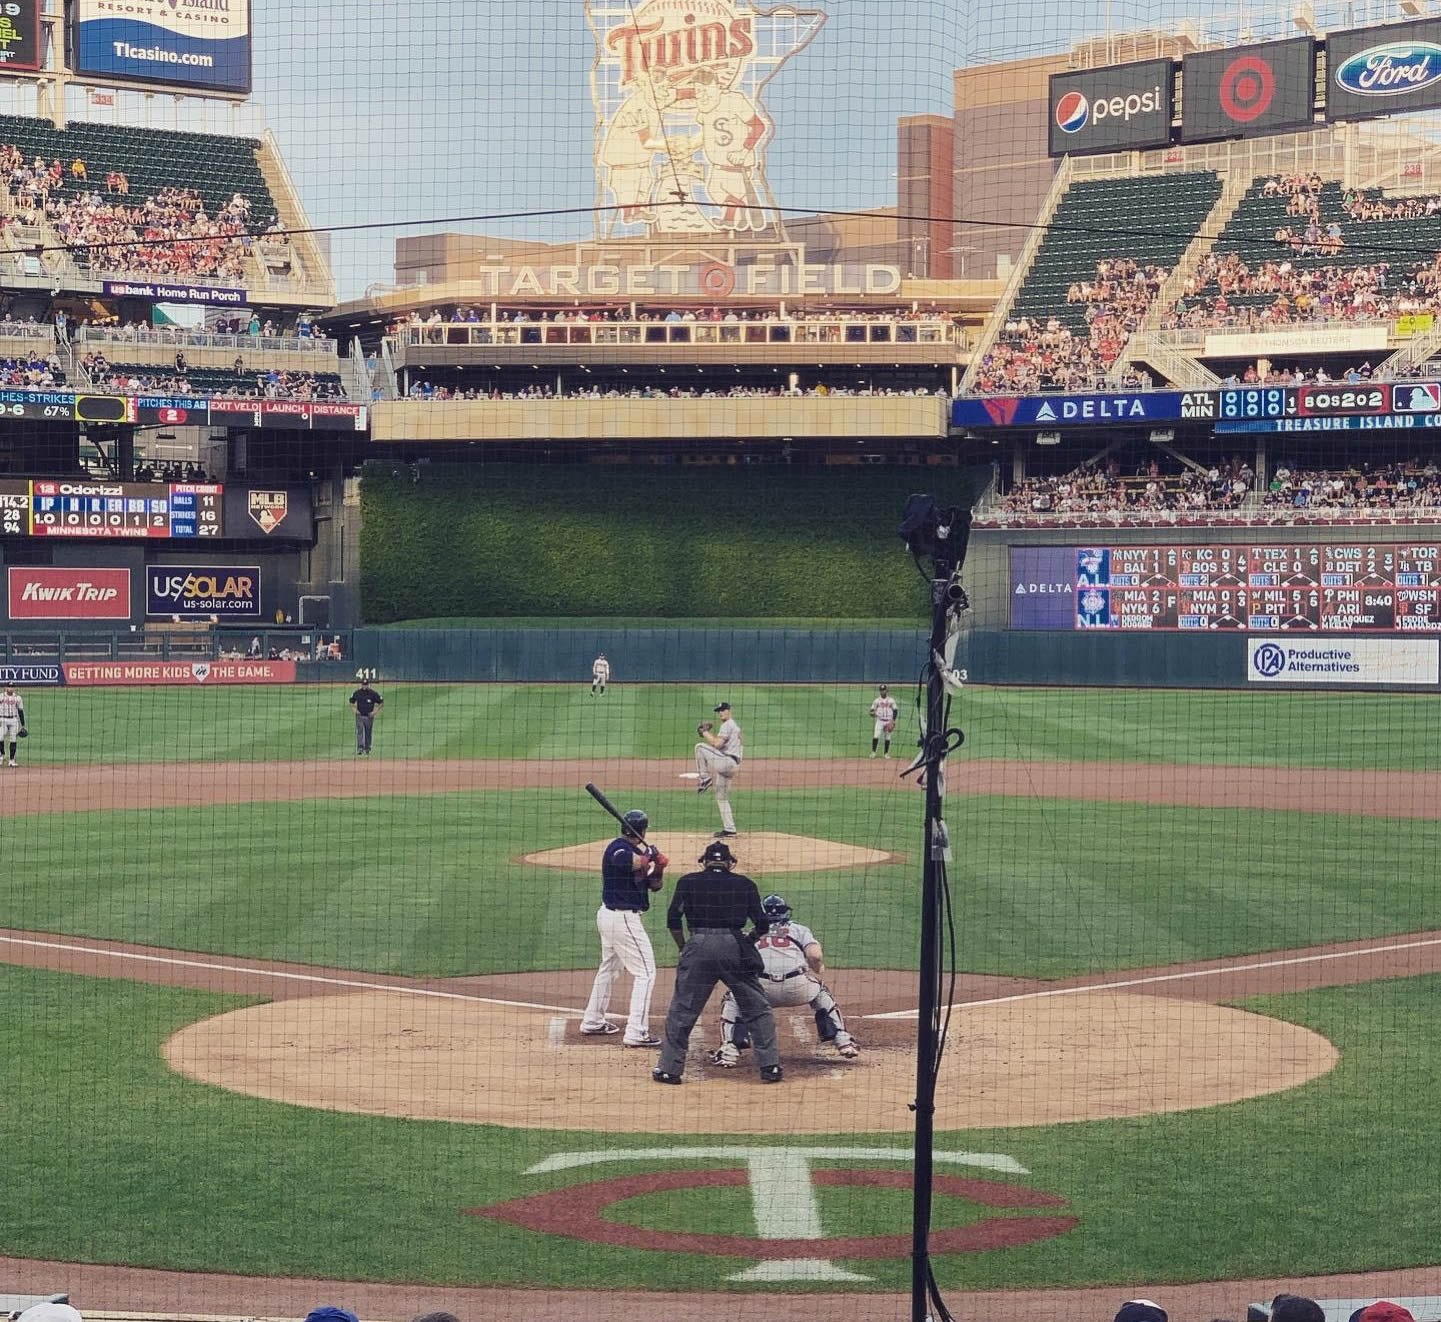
[601,836,650,911]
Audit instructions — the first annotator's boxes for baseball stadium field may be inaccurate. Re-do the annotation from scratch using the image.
[2,678,1441,1316]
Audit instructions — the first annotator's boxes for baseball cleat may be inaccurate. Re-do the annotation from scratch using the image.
[837,1042,860,1059]
[696,778,712,793]
[623,1035,662,1048]
[651,1069,683,1085]
[580,1023,620,1036]
[709,1044,739,1068]
[759,1065,783,1083]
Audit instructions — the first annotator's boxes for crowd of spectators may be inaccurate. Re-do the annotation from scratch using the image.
[0,140,288,282]
[1263,458,1441,511]
[81,350,343,401]
[990,455,1251,519]
[972,258,1167,392]
[402,380,947,401]
[0,350,62,388]
[1163,174,1441,332]
[980,452,1441,525]
[132,459,213,483]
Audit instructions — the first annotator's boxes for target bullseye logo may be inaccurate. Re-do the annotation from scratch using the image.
[1219,53,1275,122]
[1055,90,1089,133]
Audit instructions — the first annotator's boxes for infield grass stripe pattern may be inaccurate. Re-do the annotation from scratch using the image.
[5,790,1441,978]
[19,683,1441,769]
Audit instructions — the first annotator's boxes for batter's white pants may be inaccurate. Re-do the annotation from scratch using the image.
[720,973,854,1048]
[581,906,656,1044]
[695,744,739,833]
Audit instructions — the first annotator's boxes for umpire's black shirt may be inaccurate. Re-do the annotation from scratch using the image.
[667,867,768,938]
[350,687,383,716]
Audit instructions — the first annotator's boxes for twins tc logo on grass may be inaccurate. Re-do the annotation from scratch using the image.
[468,1145,1076,1282]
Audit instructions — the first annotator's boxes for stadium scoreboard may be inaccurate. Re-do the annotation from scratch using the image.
[0,480,224,538]
[1011,544,1441,631]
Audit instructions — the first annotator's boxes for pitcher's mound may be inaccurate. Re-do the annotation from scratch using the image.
[164,987,1337,1133]
[524,831,893,875]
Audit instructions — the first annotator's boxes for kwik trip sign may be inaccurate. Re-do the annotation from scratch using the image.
[586,0,825,238]
[1050,19,1441,157]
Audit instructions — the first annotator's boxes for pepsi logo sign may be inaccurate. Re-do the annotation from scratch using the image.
[1335,42,1441,97]
[1055,90,1088,133]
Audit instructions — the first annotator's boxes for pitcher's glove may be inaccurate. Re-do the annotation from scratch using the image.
[17,727,27,738]
[697,721,713,736]
[884,721,896,734]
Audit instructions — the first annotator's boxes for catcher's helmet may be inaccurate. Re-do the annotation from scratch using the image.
[762,893,791,923]
[621,809,648,839]
[699,841,736,867]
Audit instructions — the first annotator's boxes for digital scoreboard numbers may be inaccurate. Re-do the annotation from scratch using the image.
[27,481,224,539]
[1067,543,1441,632]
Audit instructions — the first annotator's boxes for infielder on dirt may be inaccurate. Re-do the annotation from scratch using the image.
[710,893,858,1066]
[695,700,742,836]
[591,653,610,696]
[869,683,898,759]
[0,683,26,766]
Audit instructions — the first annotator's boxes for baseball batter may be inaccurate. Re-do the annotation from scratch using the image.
[690,68,769,232]
[695,700,742,836]
[0,683,25,766]
[591,653,611,696]
[580,808,669,1047]
[869,683,898,759]
[710,893,858,1066]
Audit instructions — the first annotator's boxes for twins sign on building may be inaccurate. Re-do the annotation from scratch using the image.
[587,0,826,238]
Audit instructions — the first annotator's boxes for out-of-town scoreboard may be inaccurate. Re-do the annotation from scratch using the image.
[1009,544,1441,630]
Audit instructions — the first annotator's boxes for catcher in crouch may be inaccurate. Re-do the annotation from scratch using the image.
[869,683,898,759]
[710,893,859,1066]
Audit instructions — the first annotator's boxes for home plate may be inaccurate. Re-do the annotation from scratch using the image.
[523,831,893,874]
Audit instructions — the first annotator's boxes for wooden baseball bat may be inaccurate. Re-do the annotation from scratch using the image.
[584,782,630,833]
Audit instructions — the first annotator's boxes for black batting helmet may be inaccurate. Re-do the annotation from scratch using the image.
[621,809,648,839]
[762,894,790,923]
[699,841,735,867]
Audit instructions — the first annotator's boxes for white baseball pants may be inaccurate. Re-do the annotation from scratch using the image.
[721,973,854,1047]
[581,906,656,1044]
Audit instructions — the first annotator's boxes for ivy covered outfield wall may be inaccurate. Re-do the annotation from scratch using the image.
[358,462,986,623]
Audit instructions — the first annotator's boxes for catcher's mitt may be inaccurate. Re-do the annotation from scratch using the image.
[883,721,896,734]
[697,721,713,736]
[17,727,27,738]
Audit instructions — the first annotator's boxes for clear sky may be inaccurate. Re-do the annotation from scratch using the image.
[248,0,1378,298]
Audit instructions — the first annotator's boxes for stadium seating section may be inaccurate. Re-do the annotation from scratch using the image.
[0,114,280,275]
[87,360,343,400]
[975,171,1222,391]
[1169,176,1441,329]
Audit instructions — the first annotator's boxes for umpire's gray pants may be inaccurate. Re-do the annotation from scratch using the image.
[658,930,778,1077]
[355,713,374,752]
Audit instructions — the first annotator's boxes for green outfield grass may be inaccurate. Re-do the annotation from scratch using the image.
[7,789,1438,978]
[4,962,1440,1292]
[21,681,1441,770]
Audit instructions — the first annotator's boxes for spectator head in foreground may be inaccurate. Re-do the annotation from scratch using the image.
[411,1312,461,1322]
[1270,1295,1326,1322]
[1115,1302,1168,1322]
[17,1306,84,1322]
[304,1308,359,1322]
[1352,1305,1416,1322]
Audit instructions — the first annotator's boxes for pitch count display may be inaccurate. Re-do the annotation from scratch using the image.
[0,480,223,538]
[1009,544,1441,631]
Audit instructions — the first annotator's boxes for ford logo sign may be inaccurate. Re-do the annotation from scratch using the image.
[1335,41,1441,97]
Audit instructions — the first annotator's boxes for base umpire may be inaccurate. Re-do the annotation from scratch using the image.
[653,840,782,1085]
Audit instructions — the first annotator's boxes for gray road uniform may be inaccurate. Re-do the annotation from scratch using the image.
[714,907,857,1064]
[695,705,743,834]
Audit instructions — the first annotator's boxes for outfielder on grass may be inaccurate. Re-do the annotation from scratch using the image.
[710,893,858,1066]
